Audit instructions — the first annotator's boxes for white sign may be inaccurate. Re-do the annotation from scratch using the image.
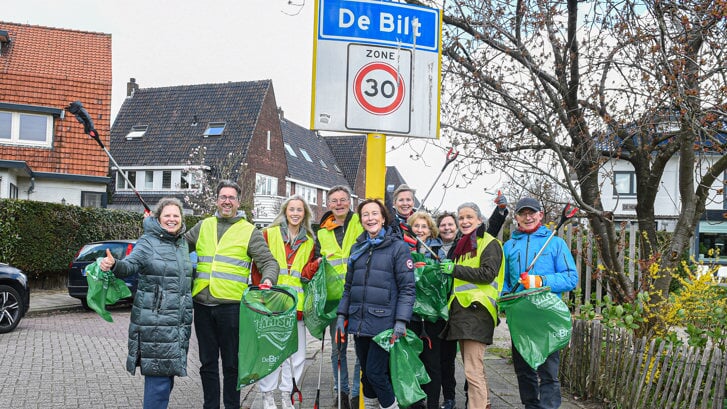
[311,0,441,139]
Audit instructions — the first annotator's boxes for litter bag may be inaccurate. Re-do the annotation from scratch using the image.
[373,329,431,407]
[85,259,132,323]
[498,287,572,369]
[238,285,298,388]
[303,257,343,340]
[411,252,451,322]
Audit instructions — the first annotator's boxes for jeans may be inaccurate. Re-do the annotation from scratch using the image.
[440,337,458,401]
[512,345,561,409]
[143,376,174,409]
[194,302,241,409]
[409,318,446,409]
[354,336,395,408]
[329,323,361,396]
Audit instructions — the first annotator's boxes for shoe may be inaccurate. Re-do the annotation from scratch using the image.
[350,395,359,409]
[340,392,351,409]
[440,399,456,409]
[262,391,277,409]
[281,391,295,409]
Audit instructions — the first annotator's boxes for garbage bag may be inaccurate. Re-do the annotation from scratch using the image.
[411,252,451,322]
[303,257,343,340]
[498,287,572,369]
[85,259,132,323]
[238,285,298,388]
[373,329,431,407]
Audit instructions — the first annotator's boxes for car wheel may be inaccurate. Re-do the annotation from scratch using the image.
[0,284,23,334]
[80,297,93,311]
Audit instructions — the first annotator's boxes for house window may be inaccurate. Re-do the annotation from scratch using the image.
[9,183,18,199]
[286,181,291,197]
[613,171,636,196]
[320,159,328,169]
[334,164,342,173]
[0,110,53,147]
[81,192,104,208]
[125,125,148,139]
[284,143,297,157]
[256,173,278,196]
[300,148,313,162]
[116,171,137,190]
[203,122,226,137]
[180,171,192,189]
[296,184,318,205]
[162,171,172,189]
[144,172,154,189]
[322,190,327,207]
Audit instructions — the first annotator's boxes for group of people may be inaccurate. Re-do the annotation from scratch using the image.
[99,179,577,409]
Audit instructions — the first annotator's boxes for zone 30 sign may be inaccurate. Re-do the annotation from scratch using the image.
[311,0,442,139]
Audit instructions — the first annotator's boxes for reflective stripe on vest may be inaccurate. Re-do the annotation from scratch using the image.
[192,217,255,300]
[449,233,505,324]
[267,225,314,311]
[317,213,363,281]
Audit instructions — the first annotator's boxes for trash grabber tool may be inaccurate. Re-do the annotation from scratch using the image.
[515,203,579,291]
[66,101,151,215]
[335,320,347,409]
[313,332,325,409]
[416,148,459,211]
[414,236,441,261]
[289,356,302,409]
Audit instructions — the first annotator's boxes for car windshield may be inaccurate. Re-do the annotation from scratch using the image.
[76,243,131,262]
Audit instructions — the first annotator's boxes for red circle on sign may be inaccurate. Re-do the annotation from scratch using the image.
[353,62,405,115]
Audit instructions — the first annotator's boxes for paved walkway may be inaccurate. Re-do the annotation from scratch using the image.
[26,289,595,409]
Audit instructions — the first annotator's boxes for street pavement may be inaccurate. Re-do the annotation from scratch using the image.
[0,289,596,408]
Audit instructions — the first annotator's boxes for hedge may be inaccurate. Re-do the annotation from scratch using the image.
[0,199,203,287]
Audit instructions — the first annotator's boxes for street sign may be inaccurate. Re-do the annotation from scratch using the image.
[311,0,441,139]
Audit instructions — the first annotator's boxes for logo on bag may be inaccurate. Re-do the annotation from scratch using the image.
[552,328,569,339]
[256,315,296,350]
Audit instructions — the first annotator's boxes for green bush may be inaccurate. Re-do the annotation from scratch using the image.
[0,199,203,287]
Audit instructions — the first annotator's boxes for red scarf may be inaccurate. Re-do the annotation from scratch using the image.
[452,230,478,262]
[518,222,542,234]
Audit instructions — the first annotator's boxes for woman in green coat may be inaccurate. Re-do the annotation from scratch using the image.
[100,197,194,409]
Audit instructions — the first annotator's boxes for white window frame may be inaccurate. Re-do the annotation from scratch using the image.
[284,143,297,157]
[300,148,313,162]
[256,173,278,196]
[0,110,53,147]
[296,184,318,205]
[125,125,148,140]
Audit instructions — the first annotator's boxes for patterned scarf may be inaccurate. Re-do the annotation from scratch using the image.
[452,230,478,262]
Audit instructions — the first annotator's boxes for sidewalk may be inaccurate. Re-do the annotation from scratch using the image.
[28,289,594,409]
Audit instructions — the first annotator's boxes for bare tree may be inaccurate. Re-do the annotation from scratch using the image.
[407,0,726,334]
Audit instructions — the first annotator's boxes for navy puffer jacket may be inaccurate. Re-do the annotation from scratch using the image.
[338,227,415,337]
[112,216,194,377]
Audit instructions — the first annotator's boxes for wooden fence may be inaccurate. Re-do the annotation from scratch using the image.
[560,319,727,408]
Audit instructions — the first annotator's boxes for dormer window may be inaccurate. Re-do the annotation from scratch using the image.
[203,122,226,137]
[125,125,148,140]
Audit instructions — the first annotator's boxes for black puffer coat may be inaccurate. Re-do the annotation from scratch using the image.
[112,216,194,376]
[338,227,415,337]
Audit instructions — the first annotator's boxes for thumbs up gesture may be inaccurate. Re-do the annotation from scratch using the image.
[100,248,116,272]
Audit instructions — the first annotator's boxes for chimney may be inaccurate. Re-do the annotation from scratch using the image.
[0,30,11,56]
[127,78,139,97]
[277,106,284,120]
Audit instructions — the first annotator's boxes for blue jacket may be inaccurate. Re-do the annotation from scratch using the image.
[502,225,578,296]
[338,227,415,337]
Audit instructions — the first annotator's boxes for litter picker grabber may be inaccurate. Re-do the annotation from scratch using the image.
[313,332,325,409]
[416,148,459,211]
[66,101,151,214]
[289,356,302,409]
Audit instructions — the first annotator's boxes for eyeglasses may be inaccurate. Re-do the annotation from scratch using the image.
[329,198,350,205]
[218,195,238,202]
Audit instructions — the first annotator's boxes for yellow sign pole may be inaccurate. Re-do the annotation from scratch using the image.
[365,133,386,200]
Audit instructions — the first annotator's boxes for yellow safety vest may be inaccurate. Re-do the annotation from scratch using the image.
[449,233,505,324]
[317,213,363,281]
[266,225,314,311]
[192,217,255,300]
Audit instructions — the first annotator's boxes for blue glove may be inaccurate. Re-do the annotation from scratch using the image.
[440,260,455,275]
[335,315,347,348]
[391,320,407,344]
[494,190,508,215]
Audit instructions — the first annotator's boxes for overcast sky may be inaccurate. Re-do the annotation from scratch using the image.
[4,0,504,213]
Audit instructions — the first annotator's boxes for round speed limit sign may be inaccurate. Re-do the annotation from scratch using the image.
[353,62,406,115]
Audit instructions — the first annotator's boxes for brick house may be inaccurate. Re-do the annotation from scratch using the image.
[0,22,112,206]
[109,79,288,222]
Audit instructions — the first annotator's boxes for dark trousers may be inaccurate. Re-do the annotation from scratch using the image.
[440,337,458,401]
[512,345,561,409]
[354,335,396,408]
[194,302,241,409]
[409,318,446,409]
[143,375,174,409]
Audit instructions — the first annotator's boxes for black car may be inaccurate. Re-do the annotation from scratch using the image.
[0,262,30,333]
[67,240,137,309]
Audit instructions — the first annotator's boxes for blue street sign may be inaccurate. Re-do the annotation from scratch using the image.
[318,0,440,52]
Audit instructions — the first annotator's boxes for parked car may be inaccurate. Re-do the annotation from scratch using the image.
[0,262,30,333]
[67,240,137,309]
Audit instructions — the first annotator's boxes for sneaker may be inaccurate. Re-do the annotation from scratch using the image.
[262,391,277,409]
[339,392,351,409]
[440,399,456,409]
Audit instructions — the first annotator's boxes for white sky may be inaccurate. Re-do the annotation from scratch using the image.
[4,0,503,213]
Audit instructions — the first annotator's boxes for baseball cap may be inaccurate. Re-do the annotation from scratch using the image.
[515,197,542,213]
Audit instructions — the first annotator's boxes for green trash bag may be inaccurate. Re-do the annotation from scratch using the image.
[303,257,344,340]
[238,285,298,388]
[85,259,132,323]
[373,329,431,408]
[411,253,452,322]
[498,287,572,369]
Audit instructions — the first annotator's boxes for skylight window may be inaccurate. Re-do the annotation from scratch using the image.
[300,148,313,162]
[284,143,297,157]
[320,159,328,169]
[334,164,342,173]
[126,125,148,140]
[203,122,226,137]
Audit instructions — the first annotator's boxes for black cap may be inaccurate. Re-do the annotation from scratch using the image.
[515,197,542,213]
